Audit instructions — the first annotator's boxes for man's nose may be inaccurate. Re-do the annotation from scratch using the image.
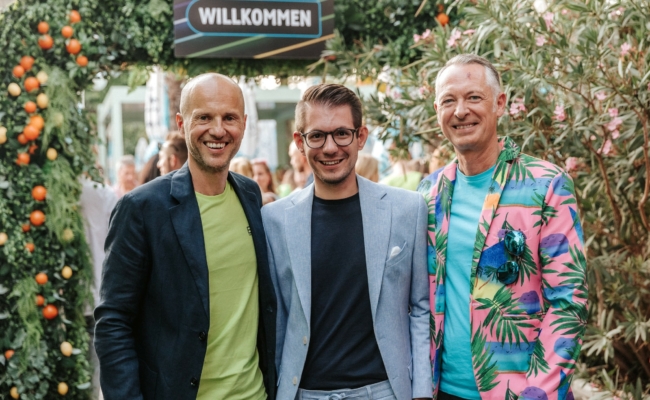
[322,133,338,153]
[454,100,469,119]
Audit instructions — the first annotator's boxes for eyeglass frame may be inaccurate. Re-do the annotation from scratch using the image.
[299,127,359,149]
[496,230,526,285]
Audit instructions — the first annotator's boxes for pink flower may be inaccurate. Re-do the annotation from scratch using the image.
[561,9,569,15]
[595,91,607,100]
[601,139,613,155]
[463,29,476,35]
[611,130,620,139]
[621,42,631,56]
[509,98,527,116]
[554,105,566,121]
[536,35,546,46]
[565,157,578,172]
[605,117,622,132]
[418,86,430,98]
[421,29,432,40]
[447,29,462,47]
[608,108,619,117]
[543,12,554,30]
[413,34,421,43]
[590,135,597,141]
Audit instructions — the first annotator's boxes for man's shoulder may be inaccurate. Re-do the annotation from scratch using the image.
[121,173,174,206]
[516,152,565,177]
[361,178,423,208]
[262,192,296,217]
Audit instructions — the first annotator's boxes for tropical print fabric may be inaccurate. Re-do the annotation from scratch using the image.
[417,137,588,400]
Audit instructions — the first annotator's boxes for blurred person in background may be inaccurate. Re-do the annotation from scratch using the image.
[230,156,253,178]
[277,168,296,198]
[157,131,188,175]
[139,153,161,184]
[289,141,312,189]
[380,148,423,191]
[251,158,278,205]
[355,153,379,182]
[112,155,139,198]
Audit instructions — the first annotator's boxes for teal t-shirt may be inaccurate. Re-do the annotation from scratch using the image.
[440,164,495,399]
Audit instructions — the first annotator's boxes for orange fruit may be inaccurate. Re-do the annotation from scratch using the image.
[436,13,450,27]
[66,39,81,55]
[58,382,68,396]
[24,125,39,141]
[12,65,25,78]
[16,153,30,165]
[76,55,88,67]
[24,77,40,93]
[37,21,49,34]
[30,115,44,131]
[43,304,58,319]
[21,223,30,233]
[17,134,29,145]
[30,210,45,226]
[28,144,38,155]
[35,272,48,285]
[69,10,81,24]
[38,34,54,50]
[25,242,35,253]
[10,386,19,399]
[32,185,47,201]
[24,101,37,114]
[4,349,14,360]
[61,25,73,38]
[36,295,45,306]
[20,56,34,71]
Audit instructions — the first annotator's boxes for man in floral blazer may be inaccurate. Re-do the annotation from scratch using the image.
[418,54,587,400]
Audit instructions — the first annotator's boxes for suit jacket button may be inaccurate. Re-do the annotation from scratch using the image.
[190,378,198,387]
[292,376,298,385]
[302,336,308,345]
[199,331,207,341]
[266,306,274,313]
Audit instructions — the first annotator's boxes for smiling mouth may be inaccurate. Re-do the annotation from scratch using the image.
[205,142,225,149]
[320,160,342,166]
[453,123,478,129]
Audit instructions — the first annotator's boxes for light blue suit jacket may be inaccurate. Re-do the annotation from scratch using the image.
[261,176,432,400]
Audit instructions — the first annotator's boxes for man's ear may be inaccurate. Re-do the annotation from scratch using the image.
[176,113,184,132]
[293,131,305,154]
[356,126,369,151]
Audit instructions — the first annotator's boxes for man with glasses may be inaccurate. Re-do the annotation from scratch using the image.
[262,83,432,400]
[418,54,587,400]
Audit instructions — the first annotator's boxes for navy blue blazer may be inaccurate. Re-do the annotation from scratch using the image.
[94,164,277,400]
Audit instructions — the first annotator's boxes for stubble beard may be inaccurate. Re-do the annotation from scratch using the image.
[189,144,230,174]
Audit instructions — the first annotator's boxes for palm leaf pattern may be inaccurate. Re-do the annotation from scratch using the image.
[476,287,534,345]
[471,330,500,392]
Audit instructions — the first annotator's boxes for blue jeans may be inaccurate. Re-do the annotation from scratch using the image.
[297,380,396,400]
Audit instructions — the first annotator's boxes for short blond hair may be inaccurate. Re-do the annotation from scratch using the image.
[355,153,379,182]
[229,157,253,178]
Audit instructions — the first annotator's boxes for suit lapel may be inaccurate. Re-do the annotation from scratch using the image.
[358,177,390,318]
[284,187,314,328]
[169,165,210,319]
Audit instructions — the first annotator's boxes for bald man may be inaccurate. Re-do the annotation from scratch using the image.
[95,74,277,400]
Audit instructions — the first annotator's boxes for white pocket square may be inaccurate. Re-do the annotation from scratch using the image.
[389,246,402,259]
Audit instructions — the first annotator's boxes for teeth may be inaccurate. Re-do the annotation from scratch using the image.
[322,160,340,165]
[455,124,476,129]
[206,142,225,149]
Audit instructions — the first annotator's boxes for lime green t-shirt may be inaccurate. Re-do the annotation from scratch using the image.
[195,182,266,400]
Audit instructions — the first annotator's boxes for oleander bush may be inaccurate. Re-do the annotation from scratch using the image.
[324,0,650,396]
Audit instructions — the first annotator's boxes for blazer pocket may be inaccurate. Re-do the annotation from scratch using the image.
[138,359,158,397]
[386,242,408,267]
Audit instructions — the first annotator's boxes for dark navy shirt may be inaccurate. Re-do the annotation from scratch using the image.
[300,193,388,390]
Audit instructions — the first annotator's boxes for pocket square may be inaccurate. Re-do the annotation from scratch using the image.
[389,245,402,258]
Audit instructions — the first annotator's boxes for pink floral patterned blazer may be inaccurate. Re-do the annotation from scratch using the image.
[417,137,588,400]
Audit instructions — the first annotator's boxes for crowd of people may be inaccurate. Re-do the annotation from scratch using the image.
[90,54,587,400]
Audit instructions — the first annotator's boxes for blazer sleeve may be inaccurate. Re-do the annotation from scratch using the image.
[261,206,286,372]
[94,194,150,400]
[410,195,434,398]
[519,171,588,399]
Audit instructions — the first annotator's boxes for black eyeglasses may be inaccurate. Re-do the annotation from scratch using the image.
[300,128,358,149]
[496,230,526,285]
